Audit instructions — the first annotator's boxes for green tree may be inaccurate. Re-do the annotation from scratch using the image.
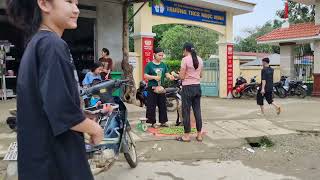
[122,0,163,103]
[277,1,315,24]
[234,20,282,53]
[160,25,219,60]
[153,24,177,48]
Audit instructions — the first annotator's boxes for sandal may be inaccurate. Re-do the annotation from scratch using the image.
[277,107,281,115]
[175,122,182,126]
[196,136,203,142]
[150,123,159,128]
[176,136,191,142]
[160,123,169,127]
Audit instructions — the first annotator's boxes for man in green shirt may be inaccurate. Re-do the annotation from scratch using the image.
[144,47,174,128]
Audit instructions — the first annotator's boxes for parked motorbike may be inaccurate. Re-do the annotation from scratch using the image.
[80,79,138,172]
[273,79,287,98]
[281,76,307,98]
[136,79,181,112]
[136,81,148,107]
[232,76,258,98]
[5,80,138,173]
[6,109,17,131]
[165,79,182,112]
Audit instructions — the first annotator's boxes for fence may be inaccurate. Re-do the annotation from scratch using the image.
[294,55,314,83]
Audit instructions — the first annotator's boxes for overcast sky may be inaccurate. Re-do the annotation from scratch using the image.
[233,0,284,38]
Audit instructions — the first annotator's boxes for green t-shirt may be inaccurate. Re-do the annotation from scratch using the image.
[144,61,168,87]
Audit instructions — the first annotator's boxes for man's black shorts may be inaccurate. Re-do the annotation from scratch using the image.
[257,91,273,106]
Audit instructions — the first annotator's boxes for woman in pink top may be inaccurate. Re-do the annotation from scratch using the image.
[176,43,204,142]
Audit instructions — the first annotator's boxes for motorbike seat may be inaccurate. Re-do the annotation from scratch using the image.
[165,87,179,93]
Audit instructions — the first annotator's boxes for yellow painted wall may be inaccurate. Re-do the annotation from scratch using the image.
[240,66,281,83]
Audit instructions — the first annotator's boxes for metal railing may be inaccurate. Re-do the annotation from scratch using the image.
[294,55,314,83]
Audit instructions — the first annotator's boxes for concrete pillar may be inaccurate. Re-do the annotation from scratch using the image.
[315,0,320,25]
[280,45,295,79]
[217,12,233,98]
[96,2,123,66]
[0,0,5,9]
[133,3,155,88]
[312,40,320,96]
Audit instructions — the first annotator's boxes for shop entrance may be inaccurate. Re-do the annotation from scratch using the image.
[63,17,96,83]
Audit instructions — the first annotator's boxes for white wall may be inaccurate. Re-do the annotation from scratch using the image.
[280,45,295,79]
[0,0,5,9]
[96,2,123,69]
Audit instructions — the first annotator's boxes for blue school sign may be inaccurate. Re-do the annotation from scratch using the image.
[152,0,226,26]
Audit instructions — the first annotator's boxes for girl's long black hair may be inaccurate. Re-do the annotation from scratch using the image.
[6,0,43,38]
[183,42,199,69]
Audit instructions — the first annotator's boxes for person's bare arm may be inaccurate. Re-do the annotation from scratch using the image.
[261,80,266,94]
[179,67,186,80]
[144,74,160,81]
[71,118,103,145]
[165,73,174,80]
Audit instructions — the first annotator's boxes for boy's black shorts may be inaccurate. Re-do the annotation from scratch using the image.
[257,91,273,106]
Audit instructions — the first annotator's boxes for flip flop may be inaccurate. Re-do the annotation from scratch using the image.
[151,124,158,128]
[160,123,169,127]
[176,136,191,142]
[196,136,203,142]
[277,107,281,115]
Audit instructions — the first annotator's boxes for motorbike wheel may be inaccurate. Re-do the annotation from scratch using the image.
[295,86,307,98]
[243,88,256,98]
[232,88,242,98]
[251,86,258,98]
[166,97,179,112]
[277,87,287,98]
[124,131,138,168]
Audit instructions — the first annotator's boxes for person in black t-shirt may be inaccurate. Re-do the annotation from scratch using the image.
[257,58,281,116]
[6,0,103,179]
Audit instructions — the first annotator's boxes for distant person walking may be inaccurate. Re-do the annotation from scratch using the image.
[176,43,204,142]
[257,57,281,115]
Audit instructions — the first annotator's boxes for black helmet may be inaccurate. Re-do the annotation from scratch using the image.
[139,81,146,88]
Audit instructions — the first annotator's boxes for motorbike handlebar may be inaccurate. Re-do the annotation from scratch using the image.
[80,79,130,96]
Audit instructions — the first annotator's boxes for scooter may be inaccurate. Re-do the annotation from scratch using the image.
[232,76,258,98]
[273,79,287,98]
[281,76,308,98]
[136,79,181,112]
[80,79,138,173]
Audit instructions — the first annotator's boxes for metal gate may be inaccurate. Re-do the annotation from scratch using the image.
[294,55,314,83]
[201,58,219,96]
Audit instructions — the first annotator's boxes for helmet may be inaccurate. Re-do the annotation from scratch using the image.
[139,81,147,89]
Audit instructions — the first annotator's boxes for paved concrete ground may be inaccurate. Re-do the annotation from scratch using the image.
[96,161,299,180]
[0,97,320,180]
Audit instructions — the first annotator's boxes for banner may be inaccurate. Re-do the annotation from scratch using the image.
[152,0,226,26]
[142,37,154,77]
[227,44,234,94]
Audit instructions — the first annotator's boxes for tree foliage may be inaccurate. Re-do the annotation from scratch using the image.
[235,1,315,54]
[159,25,219,60]
[234,21,282,53]
[277,1,315,24]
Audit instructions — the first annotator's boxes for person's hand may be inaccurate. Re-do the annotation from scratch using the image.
[84,112,97,122]
[101,69,108,73]
[169,75,175,81]
[171,71,178,78]
[154,76,161,81]
[90,125,104,145]
[102,104,113,114]
[261,89,265,95]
